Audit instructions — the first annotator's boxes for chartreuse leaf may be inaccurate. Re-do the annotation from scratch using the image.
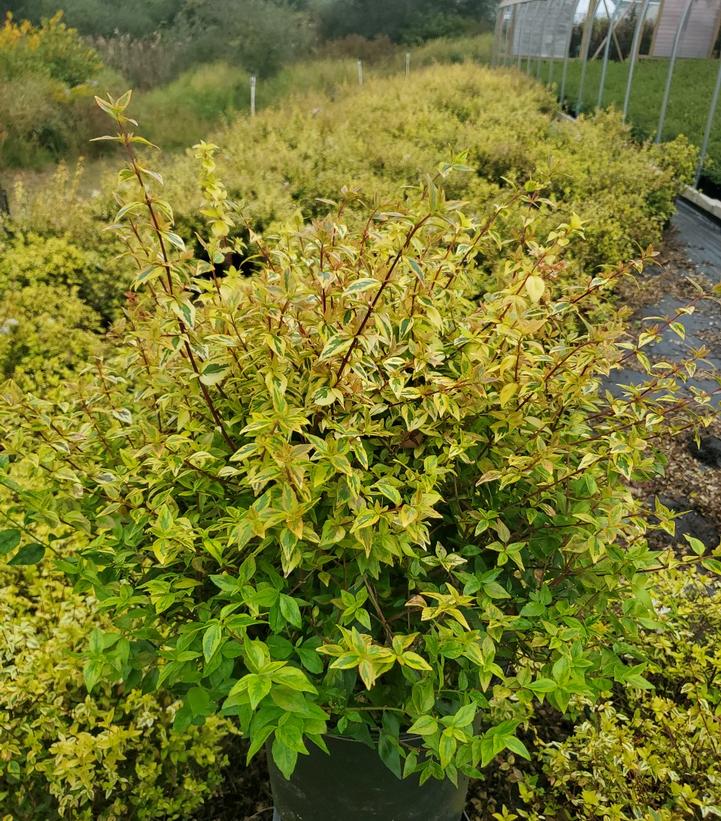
[202,623,222,662]
[271,736,297,780]
[525,275,545,303]
[408,715,437,736]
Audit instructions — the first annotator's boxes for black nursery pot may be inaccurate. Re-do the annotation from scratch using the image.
[268,735,469,821]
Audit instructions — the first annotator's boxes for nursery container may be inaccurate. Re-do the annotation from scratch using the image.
[268,735,468,821]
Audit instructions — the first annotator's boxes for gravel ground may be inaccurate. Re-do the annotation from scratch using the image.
[619,212,721,548]
[193,201,721,820]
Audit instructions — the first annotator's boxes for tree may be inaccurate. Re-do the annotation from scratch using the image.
[4,0,183,37]
[174,0,316,76]
[313,0,494,44]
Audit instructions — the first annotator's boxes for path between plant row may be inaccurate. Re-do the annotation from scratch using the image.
[612,198,721,559]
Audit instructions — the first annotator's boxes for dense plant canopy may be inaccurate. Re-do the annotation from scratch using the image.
[1,45,720,816]
[6,0,494,43]
[0,13,106,165]
[0,561,233,820]
[158,64,694,271]
[1,92,717,791]
[517,568,721,819]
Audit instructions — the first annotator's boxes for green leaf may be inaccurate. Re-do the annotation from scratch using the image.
[187,686,213,716]
[245,724,276,764]
[505,736,531,760]
[272,666,317,693]
[701,558,721,575]
[408,715,438,736]
[83,659,104,693]
[483,581,511,600]
[373,478,402,505]
[378,732,402,778]
[439,730,457,768]
[402,651,432,671]
[452,703,477,728]
[269,686,311,713]
[479,736,496,767]
[296,646,324,674]
[279,595,303,628]
[8,543,45,566]
[528,678,557,694]
[244,638,269,673]
[626,673,654,690]
[0,529,20,556]
[271,737,298,780]
[247,675,272,710]
[684,535,706,555]
[203,622,222,662]
[350,509,380,532]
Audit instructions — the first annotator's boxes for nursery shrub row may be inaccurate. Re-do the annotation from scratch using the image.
[0,65,714,819]
[161,63,695,271]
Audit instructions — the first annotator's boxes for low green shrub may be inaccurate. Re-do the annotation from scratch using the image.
[6,64,691,284]
[1,99,716,791]
[0,283,101,391]
[0,14,106,167]
[0,561,232,820]
[0,231,126,320]
[136,62,252,150]
[3,158,108,238]
[160,64,693,270]
[0,170,132,388]
[0,12,101,86]
[411,33,493,66]
[515,569,721,820]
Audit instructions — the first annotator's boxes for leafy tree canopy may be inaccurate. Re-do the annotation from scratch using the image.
[313,0,494,43]
[4,0,184,37]
[2,0,495,43]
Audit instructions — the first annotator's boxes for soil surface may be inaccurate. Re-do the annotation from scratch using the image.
[193,198,721,820]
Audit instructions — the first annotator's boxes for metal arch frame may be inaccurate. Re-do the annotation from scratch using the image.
[696,57,721,185]
[505,4,518,66]
[560,0,583,103]
[526,0,536,72]
[656,0,696,142]
[576,0,600,113]
[623,0,654,120]
[537,2,550,77]
[597,0,625,107]
[498,0,581,71]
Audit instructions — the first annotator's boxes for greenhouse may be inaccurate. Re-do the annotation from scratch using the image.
[494,0,721,185]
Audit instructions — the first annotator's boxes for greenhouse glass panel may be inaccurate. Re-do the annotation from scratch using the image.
[652,0,721,58]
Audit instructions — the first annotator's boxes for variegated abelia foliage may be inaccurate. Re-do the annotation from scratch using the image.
[1,94,718,785]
